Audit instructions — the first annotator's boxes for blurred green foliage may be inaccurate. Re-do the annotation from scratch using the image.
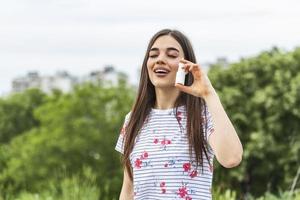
[209,47,300,197]
[0,78,135,199]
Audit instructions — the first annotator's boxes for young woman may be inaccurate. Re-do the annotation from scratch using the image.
[115,29,243,200]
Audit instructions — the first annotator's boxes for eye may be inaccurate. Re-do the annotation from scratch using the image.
[149,54,158,58]
[168,55,177,58]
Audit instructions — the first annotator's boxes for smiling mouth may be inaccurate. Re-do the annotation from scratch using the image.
[154,68,170,77]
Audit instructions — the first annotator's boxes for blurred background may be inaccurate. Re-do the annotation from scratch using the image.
[0,0,299,199]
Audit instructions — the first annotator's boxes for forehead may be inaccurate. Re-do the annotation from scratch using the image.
[151,35,183,51]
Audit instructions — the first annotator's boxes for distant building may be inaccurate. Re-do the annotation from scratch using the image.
[202,57,229,71]
[12,71,78,94]
[216,57,229,68]
[11,65,126,94]
[82,65,125,86]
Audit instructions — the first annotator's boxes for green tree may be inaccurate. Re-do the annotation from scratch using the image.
[209,47,300,197]
[0,80,135,199]
[0,89,45,143]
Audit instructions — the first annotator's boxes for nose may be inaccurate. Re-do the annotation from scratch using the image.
[155,53,167,65]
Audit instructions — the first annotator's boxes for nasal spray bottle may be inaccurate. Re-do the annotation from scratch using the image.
[175,62,187,85]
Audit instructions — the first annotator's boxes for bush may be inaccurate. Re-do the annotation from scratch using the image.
[0,167,100,200]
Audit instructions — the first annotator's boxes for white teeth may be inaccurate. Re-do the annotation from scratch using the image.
[155,69,168,73]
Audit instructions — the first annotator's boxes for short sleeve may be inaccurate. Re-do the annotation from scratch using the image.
[203,105,215,151]
[115,112,131,154]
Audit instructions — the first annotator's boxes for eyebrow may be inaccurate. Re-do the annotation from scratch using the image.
[149,47,180,52]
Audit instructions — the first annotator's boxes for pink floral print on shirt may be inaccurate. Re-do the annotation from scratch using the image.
[160,181,166,194]
[153,136,172,150]
[176,182,195,199]
[134,151,151,169]
[182,161,199,178]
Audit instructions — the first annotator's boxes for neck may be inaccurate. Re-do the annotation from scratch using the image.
[154,87,181,109]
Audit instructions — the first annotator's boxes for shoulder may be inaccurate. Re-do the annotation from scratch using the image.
[125,111,131,118]
[124,111,132,123]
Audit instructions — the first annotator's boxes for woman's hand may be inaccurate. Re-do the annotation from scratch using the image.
[175,58,215,98]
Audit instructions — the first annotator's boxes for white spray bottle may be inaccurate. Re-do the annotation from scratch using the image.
[175,62,187,85]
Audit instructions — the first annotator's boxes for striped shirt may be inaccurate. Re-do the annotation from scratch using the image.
[115,105,215,200]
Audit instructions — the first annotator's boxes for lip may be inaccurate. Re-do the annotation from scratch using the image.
[155,72,169,78]
[153,67,170,78]
[153,66,171,73]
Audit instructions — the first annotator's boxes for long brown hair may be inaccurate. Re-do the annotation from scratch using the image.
[122,29,210,180]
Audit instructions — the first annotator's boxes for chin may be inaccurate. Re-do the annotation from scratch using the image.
[152,81,175,88]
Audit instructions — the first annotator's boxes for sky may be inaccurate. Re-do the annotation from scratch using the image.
[0,0,300,95]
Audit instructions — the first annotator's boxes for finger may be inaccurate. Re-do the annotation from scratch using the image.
[182,63,190,72]
[180,58,188,63]
[179,63,190,73]
[181,59,202,68]
[182,62,192,68]
[188,64,200,72]
[188,64,204,80]
[181,59,202,72]
[175,83,193,94]
[180,58,194,65]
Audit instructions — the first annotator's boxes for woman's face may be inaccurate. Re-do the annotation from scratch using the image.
[147,35,185,88]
